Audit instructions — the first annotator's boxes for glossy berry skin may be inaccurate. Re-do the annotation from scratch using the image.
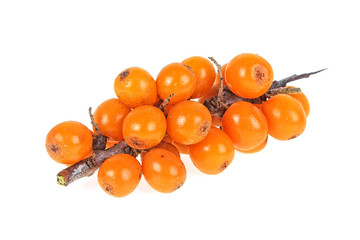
[222,101,268,151]
[98,154,142,198]
[262,94,306,140]
[122,106,166,149]
[142,148,186,193]
[167,100,212,145]
[156,63,197,104]
[46,121,93,165]
[226,53,273,98]
[189,127,234,175]
[287,86,310,117]
[114,67,158,109]
[235,136,268,154]
[94,98,131,141]
[182,56,216,99]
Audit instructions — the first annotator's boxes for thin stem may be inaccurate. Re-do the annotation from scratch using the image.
[265,87,302,98]
[57,140,139,186]
[89,107,101,136]
[158,93,174,112]
[270,68,327,89]
[208,57,224,99]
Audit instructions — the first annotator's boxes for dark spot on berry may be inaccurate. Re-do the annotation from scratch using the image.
[198,121,210,137]
[119,69,130,81]
[219,161,229,172]
[103,182,114,195]
[252,64,269,85]
[173,181,184,191]
[127,136,148,149]
[288,134,299,140]
[161,154,164,158]
[47,143,61,157]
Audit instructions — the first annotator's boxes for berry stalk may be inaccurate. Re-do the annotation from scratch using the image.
[204,69,325,118]
[57,140,139,186]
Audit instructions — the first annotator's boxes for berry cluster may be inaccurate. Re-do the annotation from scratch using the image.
[46,53,323,198]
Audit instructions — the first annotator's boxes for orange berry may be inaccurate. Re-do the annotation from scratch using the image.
[46,121,93,164]
[226,53,273,98]
[114,67,157,109]
[156,63,197,104]
[262,94,306,140]
[142,148,186,193]
[167,100,212,145]
[182,56,216,98]
[98,154,142,198]
[189,127,234,175]
[222,101,268,150]
[122,106,166,149]
[93,98,131,141]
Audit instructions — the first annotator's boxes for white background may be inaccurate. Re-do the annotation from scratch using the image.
[1,0,359,239]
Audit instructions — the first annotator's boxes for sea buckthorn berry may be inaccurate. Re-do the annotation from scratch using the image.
[98,154,142,198]
[163,135,189,155]
[46,121,93,164]
[262,94,306,140]
[214,63,228,86]
[142,148,186,193]
[156,63,197,104]
[222,101,268,151]
[235,136,268,154]
[226,53,273,98]
[182,56,216,99]
[122,105,166,149]
[287,86,310,117]
[114,67,158,109]
[189,127,235,175]
[167,100,212,145]
[93,98,131,141]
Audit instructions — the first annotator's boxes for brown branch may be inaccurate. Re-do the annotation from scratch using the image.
[158,93,174,112]
[57,140,139,186]
[270,68,327,89]
[208,57,224,99]
[204,69,325,118]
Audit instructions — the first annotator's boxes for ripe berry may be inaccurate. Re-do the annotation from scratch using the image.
[98,154,142,198]
[46,121,93,164]
[222,101,268,150]
[189,127,234,175]
[156,63,197,104]
[226,53,273,98]
[93,98,131,141]
[122,106,166,149]
[167,100,212,145]
[114,67,158,109]
[142,148,186,193]
[262,94,306,140]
